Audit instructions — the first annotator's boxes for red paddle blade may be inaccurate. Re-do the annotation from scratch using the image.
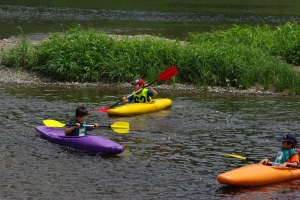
[157,66,178,81]
[90,107,110,113]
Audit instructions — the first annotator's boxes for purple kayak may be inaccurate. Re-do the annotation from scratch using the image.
[35,126,124,155]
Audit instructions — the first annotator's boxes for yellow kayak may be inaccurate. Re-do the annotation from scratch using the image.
[107,98,172,117]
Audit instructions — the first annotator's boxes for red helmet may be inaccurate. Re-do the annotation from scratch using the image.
[131,78,145,86]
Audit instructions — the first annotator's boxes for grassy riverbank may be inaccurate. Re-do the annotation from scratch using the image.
[1,22,300,94]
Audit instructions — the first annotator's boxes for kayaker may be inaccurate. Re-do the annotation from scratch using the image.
[260,133,299,168]
[122,78,158,103]
[65,106,99,136]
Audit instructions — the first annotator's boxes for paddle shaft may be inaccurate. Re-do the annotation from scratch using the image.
[66,124,95,127]
[223,154,300,169]
[43,119,129,134]
[232,157,281,165]
[266,162,300,168]
[245,158,260,162]
[67,124,111,128]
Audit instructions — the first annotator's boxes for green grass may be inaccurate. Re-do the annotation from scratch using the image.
[2,22,300,94]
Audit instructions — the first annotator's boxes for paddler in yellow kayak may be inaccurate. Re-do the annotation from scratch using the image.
[260,133,299,168]
[122,78,158,103]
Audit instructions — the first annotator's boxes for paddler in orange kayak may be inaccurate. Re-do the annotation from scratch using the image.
[260,133,299,168]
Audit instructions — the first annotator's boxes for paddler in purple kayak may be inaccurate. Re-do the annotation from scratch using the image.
[122,78,158,103]
[65,106,99,136]
[260,133,299,168]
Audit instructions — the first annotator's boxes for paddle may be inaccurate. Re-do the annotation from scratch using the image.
[221,153,300,169]
[221,154,260,162]
[43,119,129,134]
[95,65,178,112]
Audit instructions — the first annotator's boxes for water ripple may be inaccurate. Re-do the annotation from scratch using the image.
[1,86,300,199]
[1,4,300,24]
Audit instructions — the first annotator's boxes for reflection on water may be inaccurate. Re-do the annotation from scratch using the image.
[3,4,300,24]
[107,108,172,132]
[217,179,300,199]
[2,1,300,39]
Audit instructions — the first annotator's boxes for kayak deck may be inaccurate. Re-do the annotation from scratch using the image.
[35,126,124,155]
[107,98,172,117]
[217,164,300,186]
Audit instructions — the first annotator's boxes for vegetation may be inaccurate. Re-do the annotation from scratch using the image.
[1,22,300,94]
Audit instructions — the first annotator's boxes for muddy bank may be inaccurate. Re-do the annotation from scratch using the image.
[0,63,286,97]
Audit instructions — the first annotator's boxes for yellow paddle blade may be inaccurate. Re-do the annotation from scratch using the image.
[42,120,130,134]
[110,122,130,134]
[221,154,247,160]
[112,127,129,134]
[43,120,67,128]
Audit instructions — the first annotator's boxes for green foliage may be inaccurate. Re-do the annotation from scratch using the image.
[2,22,300,94]
[2,27,35,69]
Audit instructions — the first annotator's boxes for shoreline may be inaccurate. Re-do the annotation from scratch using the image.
[0,37,293,97]
[0,64,288,97]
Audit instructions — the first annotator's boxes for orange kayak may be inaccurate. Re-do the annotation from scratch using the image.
[217,164,300,186]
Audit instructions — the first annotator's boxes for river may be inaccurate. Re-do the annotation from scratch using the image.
[1,1,300,39]
[2,0,300,199]
[1,85,300,199]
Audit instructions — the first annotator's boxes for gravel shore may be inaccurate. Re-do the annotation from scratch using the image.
[0,37,291,96]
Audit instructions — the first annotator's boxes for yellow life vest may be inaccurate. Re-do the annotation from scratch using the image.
[133,88,152,103]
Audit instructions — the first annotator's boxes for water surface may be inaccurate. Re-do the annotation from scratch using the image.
[1,1,300,39]
[1,85,300,199]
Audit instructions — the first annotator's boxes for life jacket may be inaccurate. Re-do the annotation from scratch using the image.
[289,148,300,162]
[272,148,299,165]
[133,88,151,103]
[67,120,87,136]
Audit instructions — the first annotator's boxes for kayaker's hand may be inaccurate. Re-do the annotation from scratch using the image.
[74,123,80,128]
[123,96,129,103]
[278,162,298,169]
[278,162,288,168]
[65,123,80,135]
[260,158,270,165]
[144,84,152,89]
[94,123,99,128]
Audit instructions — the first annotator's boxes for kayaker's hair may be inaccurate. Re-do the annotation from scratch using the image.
[75,106,88,117]
[287,141,295,148]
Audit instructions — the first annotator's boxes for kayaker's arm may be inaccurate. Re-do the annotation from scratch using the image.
[260,160,300,168]
[145,84,158,96]
[88,123,99,131]
[260,158,271,165]
[279,162,299,168]
[65,123,80,135]
[122,96,130,103]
